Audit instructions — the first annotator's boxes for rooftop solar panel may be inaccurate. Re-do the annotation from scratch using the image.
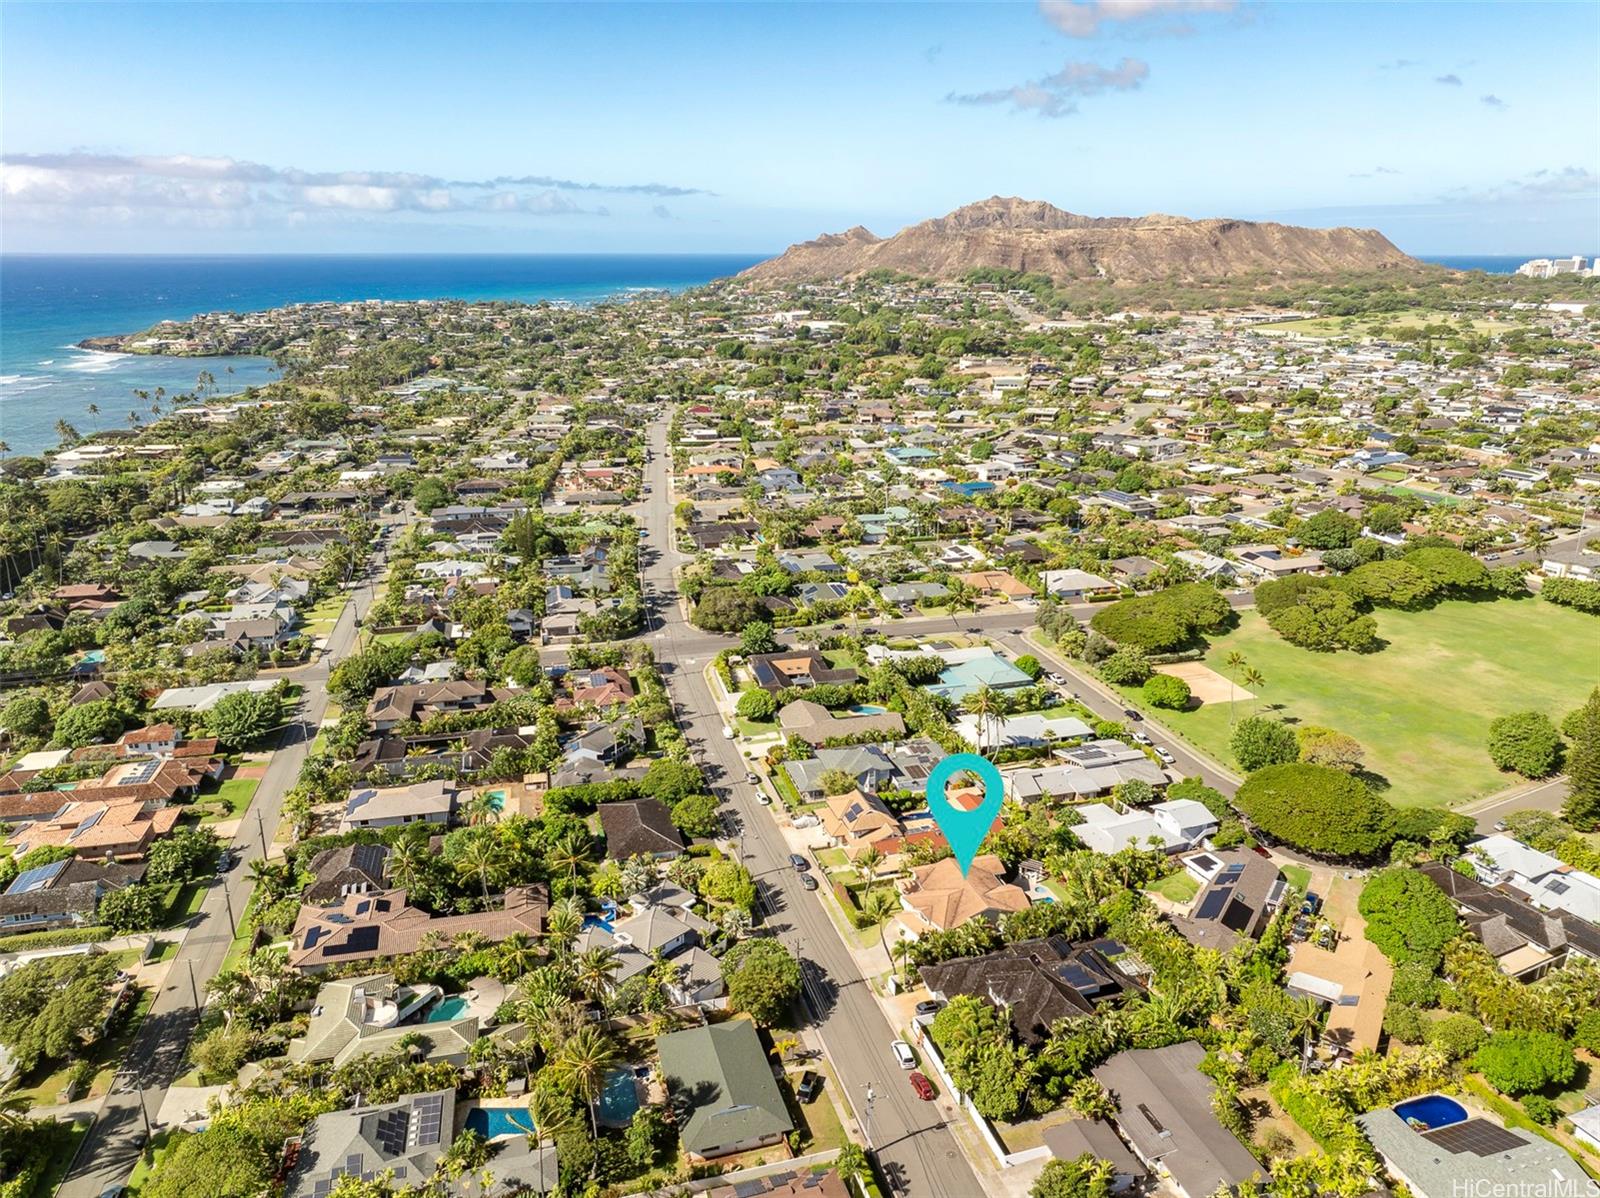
[1424,1119,1526,1157]
[1220,898,1255,933]
[7,859,69,894]
[1195,889,1229,921]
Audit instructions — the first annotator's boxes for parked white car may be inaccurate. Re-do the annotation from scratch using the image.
[891,1040,916,1069]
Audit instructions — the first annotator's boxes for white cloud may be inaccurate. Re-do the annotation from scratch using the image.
[1038,0,1235,37]
[0,150,676,228]
[949,56,1149,117]
[1480,94,1508,110]
[1435,74,1462,86]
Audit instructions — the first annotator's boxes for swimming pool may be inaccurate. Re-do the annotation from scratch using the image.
[483,789,506,811]
[850,704,889,715]
[1393,1095,1468,1130]
[464,1106,536,1139]
[596,1066,641,1124]
[426,996,470,1022]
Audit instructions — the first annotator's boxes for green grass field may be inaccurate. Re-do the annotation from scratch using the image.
[1255,309,1519,338]
[1122,599,1597,809]
[199,776,259,822]
[1147,872,1200,903]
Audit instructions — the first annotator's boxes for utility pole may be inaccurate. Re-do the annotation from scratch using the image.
[222,884,237,937]
[186,960,200,1009]
[255,809,268,859]
[861,1083,877,1149]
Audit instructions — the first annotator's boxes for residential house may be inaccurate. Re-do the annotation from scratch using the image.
[899,854,1030,934]
[956,570,1035,601]
[340,779,463,833]
[918,936,1138,1046]
[657,1021,795,1161]
[287,975,480,1067]
[747,650,857,693]
[925,647,1034,703]
[1171,849,1286,951]
[0,857,145,932]
[1419,861,1600,980]
[599,798,686,860]
[289,886,547,972]
[1469,833,1600,924]
[286,1089,557,1198]
[1041,1121,1147,1194]
[1005,740,1169,804]
[1069,798,1217,855]
[1358,1108,1586,1198]
[302,844,391,904]
[7,797,182,861]
[1040,569,1119,601]
[1093,1042,1264,1198]
[366,681,513,732]
[953,712,1092,753]
[777,700,905,747]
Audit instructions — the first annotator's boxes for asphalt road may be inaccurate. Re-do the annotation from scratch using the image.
[59,526,396,1198]
[636,423,984,1198]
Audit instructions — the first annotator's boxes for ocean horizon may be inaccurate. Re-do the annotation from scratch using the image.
[0,249,1569,456]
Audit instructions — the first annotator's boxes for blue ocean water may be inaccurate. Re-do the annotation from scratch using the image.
[1418,255,1532,273]
[0,253,764,455]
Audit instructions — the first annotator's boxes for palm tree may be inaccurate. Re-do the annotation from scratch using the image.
[462,792,500,826]
[961,684,1004,756]
[1242,667,1266,714]
[525,1084,580,1152]
[575,944,621,1001]
[544,896,583,960]
[619,854,656,898]
[854,845,885,885]
[86,402,100,431]
[1223,651,1247,724]
[496,932,540,980]
[453,836,509,904]
[860,886,901,966]
[387,837,428,892]
[547,829,590,888]
[550,1025,621,1135]
[719,906,753,941]
[1286,994,1325,1071]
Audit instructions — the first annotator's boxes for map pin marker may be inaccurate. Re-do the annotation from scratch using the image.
[924,752,1005,877]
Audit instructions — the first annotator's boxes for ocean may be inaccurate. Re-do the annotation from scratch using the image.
[0,253,764,456]
[0,250,1553,457]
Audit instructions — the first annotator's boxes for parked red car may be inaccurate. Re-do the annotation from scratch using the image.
[909,1071,935,1101]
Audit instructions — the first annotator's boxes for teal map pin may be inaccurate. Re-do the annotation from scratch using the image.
[925,752,1005,876]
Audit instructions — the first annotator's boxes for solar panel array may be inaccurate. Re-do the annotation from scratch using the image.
[7,859,68,895]
[1424,1119,1526,1157]
[122,759,163,785]
[373,1109,410,1157]
[412,1094,444,1146]
[1194,888,1229,921]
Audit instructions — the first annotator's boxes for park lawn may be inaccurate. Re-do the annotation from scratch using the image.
[1255,310,1517,338]
[1123,600,1598,809]
[1147,872,1200,903]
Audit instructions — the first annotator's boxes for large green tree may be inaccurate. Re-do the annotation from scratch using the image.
[1487,711,1563,779]
[1235,763,1395,858]
[1563,688,1600,829]
[0,953,119,1072]
[1358,868,1459,968]
[720,937,802,1024]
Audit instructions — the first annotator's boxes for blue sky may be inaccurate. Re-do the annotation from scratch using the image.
[2,1,1595,255]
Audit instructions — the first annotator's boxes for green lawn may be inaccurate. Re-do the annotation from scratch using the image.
[1281,864,1312,892]
[1255,310,1518,338]
[1147,872,1200,903]
[1122,600,1598,809]
[199,776,259,822]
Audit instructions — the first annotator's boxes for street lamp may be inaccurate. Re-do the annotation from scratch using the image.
[861,1083,877,1149]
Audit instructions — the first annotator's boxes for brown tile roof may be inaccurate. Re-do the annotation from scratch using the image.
[288,885,548,970]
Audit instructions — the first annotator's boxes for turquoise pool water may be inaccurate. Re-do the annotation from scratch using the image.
[597,1067,641,1123]
[483,789,506,811]
[426,996,470,1022]
[850,704,889,715]
[464,1107,536,1139]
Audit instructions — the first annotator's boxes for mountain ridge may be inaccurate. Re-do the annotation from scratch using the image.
[738,196,1422,285]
